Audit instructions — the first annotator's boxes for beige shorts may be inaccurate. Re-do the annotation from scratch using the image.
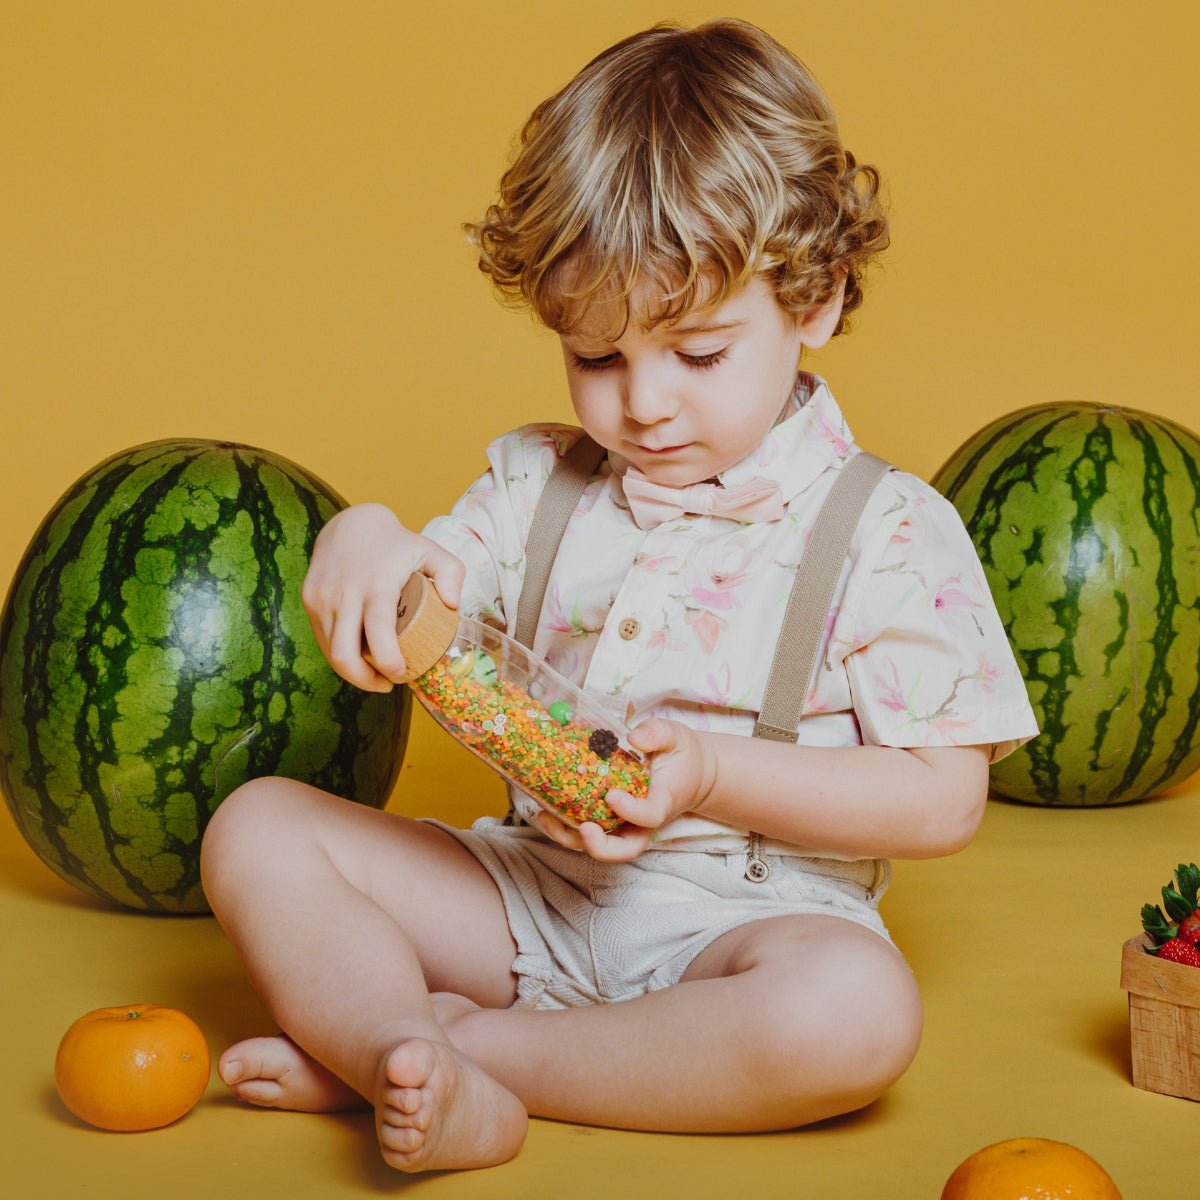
[430,817,892,1011]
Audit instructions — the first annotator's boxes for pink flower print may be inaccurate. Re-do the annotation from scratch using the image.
[700,663,734,707]
[690,568,753,611]
[634,553,678,574]
[686,608,725,654]
[934,575,980,613]
[889,516,914,548]
[542,585,596,638]
[462,481,498,512]
[974,654,1000,693]
[930,716,974,745]
[689,545,758,610]
[874,657,909,714]
[815,415,852,457]
[545,645,585,681]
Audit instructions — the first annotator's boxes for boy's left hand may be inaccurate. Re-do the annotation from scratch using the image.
[534,718,716,862]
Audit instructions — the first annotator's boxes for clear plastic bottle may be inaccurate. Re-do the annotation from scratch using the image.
[389,574,649,830]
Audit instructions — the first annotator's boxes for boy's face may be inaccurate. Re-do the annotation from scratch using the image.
[559,275,842,486]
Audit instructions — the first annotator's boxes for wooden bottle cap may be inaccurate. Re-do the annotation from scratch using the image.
[392,573,460,683]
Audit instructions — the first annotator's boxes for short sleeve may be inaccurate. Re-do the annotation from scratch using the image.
[834,476,1039,763]
[421,424,585,633]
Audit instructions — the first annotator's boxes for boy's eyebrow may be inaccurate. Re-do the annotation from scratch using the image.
[565,316,747,344]
[666,317,747,334]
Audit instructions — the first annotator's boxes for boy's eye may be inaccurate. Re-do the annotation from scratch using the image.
[570,353,619,373]
[679,349,727,370]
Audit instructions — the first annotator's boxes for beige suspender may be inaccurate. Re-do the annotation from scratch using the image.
[752,450,892,740]
[512,433,892,869]
[513,434,609,650]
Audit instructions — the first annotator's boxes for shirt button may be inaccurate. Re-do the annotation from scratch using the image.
[618,617,640,640]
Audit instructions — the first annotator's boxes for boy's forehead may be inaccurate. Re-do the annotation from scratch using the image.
[564,275,761,342]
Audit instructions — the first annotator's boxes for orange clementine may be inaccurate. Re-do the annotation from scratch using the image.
[54,1003,210,1131]
[941,1137,1122,1199]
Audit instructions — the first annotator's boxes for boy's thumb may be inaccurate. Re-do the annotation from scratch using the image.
[424,547,465,609]
[629,717,672,755]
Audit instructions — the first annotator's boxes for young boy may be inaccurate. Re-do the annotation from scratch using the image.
[200,18,1037,1173]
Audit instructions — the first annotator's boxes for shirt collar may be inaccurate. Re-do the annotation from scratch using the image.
[606,372,856,508]
[715,371,856,504]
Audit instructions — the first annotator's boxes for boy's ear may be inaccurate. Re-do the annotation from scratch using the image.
[795,273,848,350]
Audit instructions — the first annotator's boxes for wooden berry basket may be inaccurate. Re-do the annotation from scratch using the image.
[1121,933,1200,1100]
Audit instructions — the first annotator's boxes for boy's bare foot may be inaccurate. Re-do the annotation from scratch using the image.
[219,1036,362,1111]
[376,1037,527,1172]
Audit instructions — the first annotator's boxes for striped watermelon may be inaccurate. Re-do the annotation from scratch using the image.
[932,403,1200,806]
[0,439,410,911]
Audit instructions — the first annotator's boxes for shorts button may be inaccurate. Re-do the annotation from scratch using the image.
[618,617,640,640]
[745,859,771,883]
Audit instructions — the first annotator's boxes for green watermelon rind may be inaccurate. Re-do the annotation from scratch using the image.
[933,403,1200,807]
[0,439,410,911]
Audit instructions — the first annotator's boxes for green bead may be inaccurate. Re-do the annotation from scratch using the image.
[469,652,499,686]
[547,700,573,726]
[447,651,474,677]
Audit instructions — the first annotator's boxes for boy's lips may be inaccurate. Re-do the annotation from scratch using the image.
[636,442,692,455]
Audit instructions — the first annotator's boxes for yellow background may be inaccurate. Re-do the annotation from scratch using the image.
[2,2,1199,1197]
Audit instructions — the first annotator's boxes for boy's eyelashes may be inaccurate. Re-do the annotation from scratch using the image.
[568,349,729,373]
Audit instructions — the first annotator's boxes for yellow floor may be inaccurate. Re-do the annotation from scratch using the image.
[4,714,1197,1200]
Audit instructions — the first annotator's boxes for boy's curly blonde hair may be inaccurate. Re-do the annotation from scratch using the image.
[467,18,889,338]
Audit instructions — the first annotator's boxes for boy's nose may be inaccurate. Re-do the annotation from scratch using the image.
[622,368,677,425]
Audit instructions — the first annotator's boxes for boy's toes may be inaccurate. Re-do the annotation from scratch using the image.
[217,1034,362,1113]
[229,1077,286,1106]
[380,1121,425,1156]
[387,1086,425,1117]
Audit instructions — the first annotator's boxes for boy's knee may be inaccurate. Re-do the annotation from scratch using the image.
[200,777,298,894]
[755,941,923,1117]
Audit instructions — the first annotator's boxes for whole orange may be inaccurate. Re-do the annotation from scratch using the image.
[54,1004,210,1131]
[941,1137,1122,1199]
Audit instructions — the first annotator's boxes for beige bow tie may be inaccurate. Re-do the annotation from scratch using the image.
[622,468,786,530]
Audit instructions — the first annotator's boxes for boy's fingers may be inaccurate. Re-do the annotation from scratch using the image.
[628,717,675,754]
[578,821,652,862]
[535,810,584,850]
[424,547,466,610]
[605,787,671,834]
[328,608,393,693]
[362,590,408,682]
[602,787,644,822]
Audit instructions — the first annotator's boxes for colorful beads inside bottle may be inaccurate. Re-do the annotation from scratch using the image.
[410,648,647,830]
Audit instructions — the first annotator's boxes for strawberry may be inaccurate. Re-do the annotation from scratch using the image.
[1141,863,1200,967]
[1155,937,1200,968]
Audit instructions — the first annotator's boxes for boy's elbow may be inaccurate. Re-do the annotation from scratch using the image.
[938,788,987,855]
[910,746,990,857]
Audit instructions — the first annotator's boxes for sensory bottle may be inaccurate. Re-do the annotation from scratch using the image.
[387,574,648,829]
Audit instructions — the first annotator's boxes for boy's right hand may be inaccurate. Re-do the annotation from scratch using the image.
[301,502,465,692]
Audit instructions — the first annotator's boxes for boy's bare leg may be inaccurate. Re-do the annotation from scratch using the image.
[434,913,922,1133]
[199,779,527,1171]
[231,908,923,1134]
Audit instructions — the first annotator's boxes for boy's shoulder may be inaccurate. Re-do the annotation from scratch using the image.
[849,455,982,571]
[844,454,963,524]
[484,422,594,482]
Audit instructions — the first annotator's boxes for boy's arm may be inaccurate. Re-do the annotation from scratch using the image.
[690,729,990,859]
[535,720,989,863]
[302,502,465,692]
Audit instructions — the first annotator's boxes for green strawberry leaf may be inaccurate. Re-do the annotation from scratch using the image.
[1175,863,1200,908]
[1142,902,1177,944]
[1163,884,1194,922]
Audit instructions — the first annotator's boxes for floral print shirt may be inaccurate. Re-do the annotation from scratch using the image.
[423,373,1038,852]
